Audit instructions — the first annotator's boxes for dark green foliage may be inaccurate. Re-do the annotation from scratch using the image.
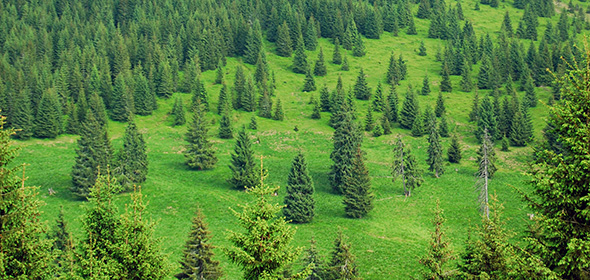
[88,92,108,128]
[10,90,33,139]
[427,120,445,178]
[241,77,257,113]
[365,105,375,132]
[170,97,186,126]
[391,138,424,196]
[381,115,392,135]
[233,66,247,110]
[276,21,293,57]
[215,65,224,85]
[435,92,446,117]
[343,148,374,218]
[332,38,342,65]
[50,207,77,278]
[218,113,233,139]
[0,116,53,279]
[448,134,462,163]
[501,136,510,151]
[272,98,285,121]
[354,68,371,100]
[419,201,455,279]
[477,128,497,178]
[185,104,218,170]
[311,98,321,119]
[406,16,417,35]
[386,53,401,85]
[304,17,318,51]
[418,41,427,56]
[176,207,223,280]
[191,77,209,112]
[469,91,480,122]
[411,114,425,137]
[156,61,174,98]
[34,89,62,138]
[225,179,307,280]
[477,96,499,142]
[304,237,329,280]
[258,91,273,119]
[228,127,259,190]
[284,152,315,223]
[111,74,133,122]
[134,69,155,116]
[439,114,449,138]
[372,82,385,112]
[303,69,316,92]
[460,62,474,92]
[421,74,431,96]
[71,111,112,198]
[440,61,452,92]
[400,86,419,129]
[341,54,349,71]
[244,20,263,65]
[292,35,309,74]
[254,52,269,87]
[249,116,258,130]
[320,85,331,112]
[330,112,362,194]
[217,83,231,115]
[313,47,327,76]
[373,124,384,137]
[523,73,537,107]
[118,119,148,187]
[478,56,493,89]
[501,12,514,36]
[352,33,366,57]
[386,85,399,124]
[327,230,360,279]
[509,109,528,146]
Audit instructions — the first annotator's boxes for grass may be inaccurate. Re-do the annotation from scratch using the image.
[11,0,588,278]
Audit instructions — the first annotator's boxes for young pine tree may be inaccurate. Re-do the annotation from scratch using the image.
[170,97,186,126]
[427,121,445,178]
[218,113,233,139]
[272,98,285,121]
[392,138,424,197]
[327,229,360,279]
[400,87,420,129]
[292,35,309,74]
[333,38,343,64]
[419,201,455,279]
[228,127,260,189]
[303,68,317,92]
[10,90,33,139]
[421,74,431,95]
[341,54,350,71]
[304,237,329,280]
[448,134,462,163]
[440,61,453,92]
[283,152,316,223]
[313,47,327,76]
[343,148,374,218]
[184,104,218,170]
[176,207,223,279]
[435,92,446,117]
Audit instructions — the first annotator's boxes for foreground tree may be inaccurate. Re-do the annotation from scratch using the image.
[225,170,310,280]
[420,201,455,279]
[303,237,329,280]
[117,118,148,188]
[284,152,315,223]
[228,127,260,189]
[330,112,362,194]
[184,104,218,170]
[0,115,53,279]
[327,229,360,279]
[392,138,424,196]
[343,148,374,218]
[176,207,223,279]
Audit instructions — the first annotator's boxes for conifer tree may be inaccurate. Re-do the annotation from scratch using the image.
[49,206,77,278]
[215,65,224,85]
[386,53,401,85]
[330,112,362,194]
[283,152,315,223]
[303,68,316,92]
[435,92,446,117]
[185,104,218,170]
[134,68,154,116]
[406,16,417,35]
[118,118,148,187]
[419,201,455,279]
[501,12,513,37]
[34,89,62,138]
[218,113,233,139]
[233,66,246,110]
[411,114,426,137]
[244,20,264,65]
[170,97,186,126]
[460,61,474,92]
[176,207,223,279]
[372,82,385,112]
[241,77,257,113]
[217,83,231,115]
[509,109,528,147]
[440,61,453,92]
[156,61,174,98]
[352,33,366,57]
[477,128,497,181]
[10,90,33,139]
[191,77,209,112]
[400,87,419,129]
[327,230,360,279]
[365,105,375,132]
[418,41,427,56]
[381,115,392,135]
[276,21,293,57]
[304,17,318,51]
[478,56,492,89]
[392,138,424,196]
[439,114,450,138]
[354,68,371,100]
[313,47,327,76]
[228,127,259,189]
[71,111,112,198]
[341,54,350,71]
[387,85,399,124]
[272,98,285,121]
[311,99,322,119]
[88,91,109,128]
[111,74,133,122]
[421,74,431,95]
[427,120,445,178]
[0,115,53,279]
[332,38,343,65]
[258,90,273,119]
[292,35,309,74]
[469,90,480,122]
[249,116,258,130]
[319,85,331,112]
[254,52,269,87]
[477,96,499,142]
[304,237,329,280]
[523,73,537,107]
[225,173,308,280]
[448,134,462,163]
[343,148,374,218]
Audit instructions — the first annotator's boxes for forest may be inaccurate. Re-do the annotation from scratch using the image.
[1,0,590,278]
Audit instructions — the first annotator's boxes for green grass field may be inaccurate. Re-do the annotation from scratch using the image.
[11,0,587,278]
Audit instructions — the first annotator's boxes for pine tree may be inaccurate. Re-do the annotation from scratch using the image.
[191,77,209,112]
[111,74,133,122]
[439,114,450,138]
[435,92,446,117]
[460,61,474,92]
[218,113,233,139]
[0,115,53,279]
[292,35,309,74]
[244,20,264,65]
[372,82,385,112]
[477,127,497,181]
[303,68,316,92]
[523,73,537,107]
[509,109,528,147]
[440,61,453,92]
[386,53,401,85]
[185,104,218,170]
[284,152,315,223]
[381,115,392,135]
[501,136,510,151]
[327,229,360,279]
[354,68,371,100]
[176,207,223,279]
[304,237,329,280]
[118,118,148,188]
[365,105,375,132]
[156,61,174,98]
[88,91,109,128]
[276,21,293,57]
[215,65,224,85]
[418,41,427,56]
[272,98,285,121]
[391,138,424,196]
[421,74,431,96]
[501,11,513,37]
[254,52,269,87]
[341,54,350,71]
[71,111,112,198]
[311,98,322,119]
[304,17,318,51]
[406,16,417,35]
[330,112,362,194]
[352,33,366,57]
[469,90,480,122]
[320,85,331,112]
[134,68,154,116]
[427,120,445,178]
[10,90,33,139]
[387,85,399,124]
[225,173,308,280]
[343,148,374,218]
[400,87,419,129]
[478,56,492,89]
[448,134,462,163]
[233,66,246,110]
[34,89,62,138]
[170,97,186,126]
[419,201,455,279]
[477,96,498,142]
[229,127,260,189]
[217,83,231,115]
[241,77,257,113]
[332,38,343,65]
[411,114,426,137]
[49,206,77,278]
[314,47,327,76]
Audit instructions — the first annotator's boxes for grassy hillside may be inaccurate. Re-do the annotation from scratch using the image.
[12,0,585,278]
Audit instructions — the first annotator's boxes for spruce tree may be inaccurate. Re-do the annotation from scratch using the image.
[330,112,362,194]
[427,120,445,178]
[400,86,419,129]
[343,148,374,218]
[88,91,108,128]
[365,105,375,132]
[311,99,322,120]
[386,53,401,85]
[118,118,148,187]
[111,74,133,122]
[244,20,264,65]
[341,54,350,71]
[418,41,427,56]
[477,96,498,142]
[509,109,528,146]
[303,68,316,92]
[272,98,285,121]
[478,56,492,89]
[170,97,186,126]
[217,83,231,115]
[313,47,327,76]
[448,134,462,163]
[391,138,424,196]
[460,61,474,92]
[304,17,318,51]
[435,92,446,117]
[185,104,218,170]
[228,127,259,189]
[421,74,431,95]
[218,113,233,139]
[327,230,360,279]
[372,82,385,112]
[156,61,174,99]
[215,65,224,85]
[34,89,62,138]
[249,116,258,130]
[411,114,426,137]
[49,206,77,278]
[439,114,450,138]
[10,90,33,140]
[319,85,331,112]
[469,90,480,122]
[225,175,308,280]
[292,35,309,74]
[332,38,343,65]
[134,68,154,116]
[354,68,371,100]
[440,61,452,92]
[419,201,455,279]
[0,115,53,279]
[176,207,223,279]
[523,73,537,107]
[191,77,209,112]
[406,16,417,35]
[71,111,113,198]
[283,152,315,223]
[276,21,293,57]
[304,237,329,280]
[381,115,392,135]
[387,85,399,124]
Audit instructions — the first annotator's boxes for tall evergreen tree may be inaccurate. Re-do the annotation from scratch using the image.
[469,90,480,122]
[365,105,375,132]
[229,127,260,189]
[118,118,148,188]
[218,113,233,139]
[477,96,498,142]
[320,85,331,112]
[343,148,374,218]
[244,20,264,65]
[421,74,431,96]
[440,61,453,92]
[313,47,327,76]
[185,104,217,170]
[217,83,231,115]
[509,109,528,147]
[156,61,174,98]
[523,73,537,107]
[460,61,474,92]
[272,98,285,121]
[10,90,33,139]
[419,201,455,279]
[34,89,62,138]
[276,21,293,57]
[176,207,223,279]
[111,74,133,122]
[332,38,343,65]
[134,68,155,116]
[427,120,445,178]
[283,152,315,223]
[387,85,399,124]
[448,134,462,163]
[304,237,329,280]
[372,82,385,112]
[400,86,419,129]
[435,91,446,117]
[391,138,424,196]
[330,112,362,194]
[292,35,309,74]
[439,114,450,138]
[354,68,371,100]
[170,97,186,126]
[303,68,316,92]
